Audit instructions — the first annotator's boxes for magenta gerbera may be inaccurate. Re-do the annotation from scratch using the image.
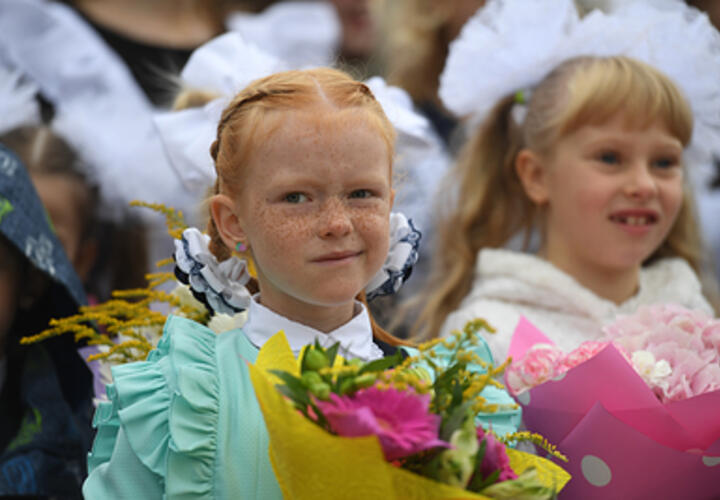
[315,386,449,461]
[476,426,517,482]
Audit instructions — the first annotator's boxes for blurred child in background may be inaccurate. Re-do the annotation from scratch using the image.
[0,144,93,498]
[415,0,720,363]
[0,125,149,302]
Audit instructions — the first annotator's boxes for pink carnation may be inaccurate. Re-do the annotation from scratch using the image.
[506,343,564,394]
[558,341,630,373]
[476,426,516,482]
[558,341,610,372]
[315,386,449,461]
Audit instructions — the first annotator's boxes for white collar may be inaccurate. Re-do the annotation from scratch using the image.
[243,296,384,362]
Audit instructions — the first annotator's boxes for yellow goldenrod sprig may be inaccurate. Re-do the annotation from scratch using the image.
[86,339,155,363]
[146,271,176,289]
[503,431,569,463]
[130,201,187,240]
[154,257,174,269]
[21,201,217,367]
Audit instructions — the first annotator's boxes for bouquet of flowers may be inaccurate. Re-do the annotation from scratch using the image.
[248,320,570,499]
[506,305,720,499]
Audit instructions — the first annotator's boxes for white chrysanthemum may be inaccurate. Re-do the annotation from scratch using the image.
[631,350,672,389]
[208,311,248,334]
[171,283,207,312]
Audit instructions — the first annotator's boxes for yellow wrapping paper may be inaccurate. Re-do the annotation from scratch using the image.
[249,332,570,500]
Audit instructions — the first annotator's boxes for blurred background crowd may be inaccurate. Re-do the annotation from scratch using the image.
[2,0,717,314]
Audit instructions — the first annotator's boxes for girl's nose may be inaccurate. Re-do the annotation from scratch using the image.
[624,162,658,201]
[318,198,353,238]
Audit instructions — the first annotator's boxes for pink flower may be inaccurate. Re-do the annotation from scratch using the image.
[476,426,517,482]
[557,341,631,374]
[603,304,720,402]
[558,341,610,372]
[506,343,564,394]
[509,305,719,402]
[315,386,449,461]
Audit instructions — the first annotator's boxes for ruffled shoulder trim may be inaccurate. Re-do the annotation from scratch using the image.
[88,315,220,497]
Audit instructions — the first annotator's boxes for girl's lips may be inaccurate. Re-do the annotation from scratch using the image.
[608,210,659,227]
[311,251,362,264]
[608,210,659,236]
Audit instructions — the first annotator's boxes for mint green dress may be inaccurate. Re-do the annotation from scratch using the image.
[83,315,283,499]
[83,315,520,499]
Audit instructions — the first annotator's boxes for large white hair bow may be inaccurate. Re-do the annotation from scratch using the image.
[0,67,41,135]
[155,31,440,194]
[154,34,287,194]
[0,0,194,221]
[440,0,720,189]
[226,1,341,70]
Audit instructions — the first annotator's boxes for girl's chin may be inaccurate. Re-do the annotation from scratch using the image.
[303,292,364,309]
[594,255,651,274]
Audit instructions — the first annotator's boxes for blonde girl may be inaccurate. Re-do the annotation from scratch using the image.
[414,0,720,363]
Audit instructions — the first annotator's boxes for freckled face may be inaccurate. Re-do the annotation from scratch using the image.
[236,110,393,311]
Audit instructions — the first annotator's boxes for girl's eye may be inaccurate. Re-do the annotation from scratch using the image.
[349,189,373,199]
[283,192,308,204]
[597,151,620,165]
[653,156,679,169]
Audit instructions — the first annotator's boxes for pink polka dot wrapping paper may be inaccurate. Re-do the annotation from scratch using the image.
[507,317,720,500]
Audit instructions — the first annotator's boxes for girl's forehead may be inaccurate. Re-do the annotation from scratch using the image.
[271,107,373,134]
[563,112,679,143]
[241,110,391,184]
[257,109,386,157]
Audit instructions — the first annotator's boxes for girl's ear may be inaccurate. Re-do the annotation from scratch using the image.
[209,194,247,249]
[515,148,550,205]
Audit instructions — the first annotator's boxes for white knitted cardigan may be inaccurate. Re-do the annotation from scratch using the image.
[441,249,713,363]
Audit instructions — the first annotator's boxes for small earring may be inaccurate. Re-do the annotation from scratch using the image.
[235,241,247,252]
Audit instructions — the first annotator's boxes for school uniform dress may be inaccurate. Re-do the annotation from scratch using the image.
[441,249,714,365]
[84,297,520,499]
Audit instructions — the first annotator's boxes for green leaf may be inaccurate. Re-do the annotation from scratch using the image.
[336,376,355,395]
[472,469,500,492]
[476,437,487,464]
[358,351,403,375]
[450,378,465,408]
[270,370,311,405]
[439,402,473,442]
[308,400,329,429]
[432,363,462,395]
[478,469,557,499]
[275,383,311,408]
[325,342,340,367]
